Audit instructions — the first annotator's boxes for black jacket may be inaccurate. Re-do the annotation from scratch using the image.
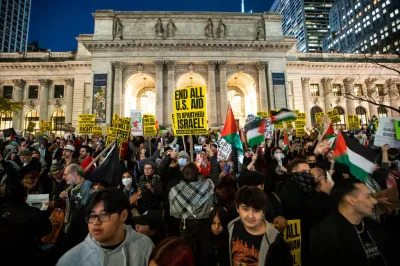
[19,157,42,178]
[310,211,395,266]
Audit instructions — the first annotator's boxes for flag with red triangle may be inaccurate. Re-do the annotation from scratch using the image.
[221,105,244,153]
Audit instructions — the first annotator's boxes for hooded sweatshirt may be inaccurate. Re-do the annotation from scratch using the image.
[57,224,154,266]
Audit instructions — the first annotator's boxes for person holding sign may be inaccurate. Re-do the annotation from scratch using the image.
[310,178,395,266]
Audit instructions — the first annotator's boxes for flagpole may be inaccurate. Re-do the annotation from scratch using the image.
[182,135,187,153]
[84,138,118,172]
[189,135,194,162]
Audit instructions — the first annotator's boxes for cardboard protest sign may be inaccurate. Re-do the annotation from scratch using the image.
[27,122,36,133]
[315,112,324,125]
[347,115,360,130]
[282,219,302,266]
[143,114,157,137]
[40,121,52,132]
[92,126,103,136]
[78,114,96,134]
[327,109,341,124]
[173,86,208,136]
[130,110,143,136]
[217,138,232,161]
[395,120,400,140]
[296,112,306,121]
[374,117,400,148]
[257,111,269,118]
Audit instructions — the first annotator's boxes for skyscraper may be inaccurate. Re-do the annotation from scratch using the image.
[322,0,400,54]
[0,0,31,52]
[270,0,335,52]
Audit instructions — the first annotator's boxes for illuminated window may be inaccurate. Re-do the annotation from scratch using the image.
[356,106,367,125]
[332,84,342,96]
[376,84,385,96]
[354,84,363,96]
[377,106,388,117]
[310,84,320,96]
[0,111,13,130]
[334,106,346,130]
[51,109,65,136]
[24,109,39,134]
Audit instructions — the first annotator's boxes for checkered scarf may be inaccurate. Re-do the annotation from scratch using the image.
[169,178,214,219]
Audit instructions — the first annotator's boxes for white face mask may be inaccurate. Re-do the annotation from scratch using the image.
[274,152,285,161]
[178,158,187,166]
[122,178,132,186]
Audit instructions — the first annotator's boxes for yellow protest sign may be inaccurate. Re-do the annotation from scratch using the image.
[27,122,36,133]
[110,114,131,140]
[92,126,103,136]
[274,121,284,129]
[78,114,96,134]
[257,111,269,118]
[173,86,208,136]
[296,112,306,121]
[347,115,360,130]
[327,109,341,124]
[315,112,324,125]
[282,219,302,266]
[286,121,294,129]
[40,120,52,132]
[143,114,157,136]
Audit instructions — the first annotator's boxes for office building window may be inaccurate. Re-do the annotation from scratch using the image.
[310,84,320,96]
[332,84,342,96]
[3,86,13,99]
[54,85,64,99]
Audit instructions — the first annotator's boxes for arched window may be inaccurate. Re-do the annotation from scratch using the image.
[356,106,367,125]
[0,111,13,130]
[25,109,39,134]
[334,106,346,130]
[227,88,244,116]
[377,106,388,118]
[51,109,65,136]
[139,89,156,115]
[310,106,323,126]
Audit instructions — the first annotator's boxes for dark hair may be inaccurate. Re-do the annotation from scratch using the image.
[144,161,155,170]
[271,147,282,155]
[91,180,109,189]
[238,170,265,187]
[288,158,308,174]
[182,162,199,182]
[305,152,316,159]
[211,143,218,149]
[81,145,93,155]
[235,186,267,211]
[6,183,28,202]
[331,178,363,205]
[86,187,130,215]
[312,167,327,181]
[149,237,195,266]
[209,206,228,228]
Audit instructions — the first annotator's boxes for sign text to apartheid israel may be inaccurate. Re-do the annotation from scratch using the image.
[40,121,52,132]
[143,114,157,136]
[282,219,302,266]
[78,114,96,134]
[347,115,360,130]
[315,112,325,125]
[173,86,208,136]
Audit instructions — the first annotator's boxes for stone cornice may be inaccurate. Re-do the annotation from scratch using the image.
[0,61,91,69]
[81,39,294,52]
[287,61,400,70]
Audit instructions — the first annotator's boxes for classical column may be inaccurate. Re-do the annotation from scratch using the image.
[207,61,218,127]
[301,77,311,127]
[343,78,355,115]
[257,62,268,112]
[365,78,378,119]
[154,61,164,125]
[38,79,52,121]
[387,79,399,117]
[112,61,124,116]
[166,60,176,126]
[65,79,74,124]
[321,78,333,112]
[11,79,26,130]
[218,61,228,123]
[0,82,3,97]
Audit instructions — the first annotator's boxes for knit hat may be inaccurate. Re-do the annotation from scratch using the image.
[18,149,32,157]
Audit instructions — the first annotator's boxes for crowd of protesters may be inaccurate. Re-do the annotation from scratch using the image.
[0,126,399,266]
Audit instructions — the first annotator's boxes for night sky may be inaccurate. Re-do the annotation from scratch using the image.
[28,0,274,52]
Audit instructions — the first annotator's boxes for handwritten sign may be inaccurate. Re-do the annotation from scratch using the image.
[173,86,208,136]
[374,117,400,148]
[130,110,143,136]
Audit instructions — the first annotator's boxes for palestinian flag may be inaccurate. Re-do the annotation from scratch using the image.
[333,131,377,181]
[283,133,289,151]
[245,117,266,148]
[270,108,296,124]
[321,123,335,140]
[221,105,244,153]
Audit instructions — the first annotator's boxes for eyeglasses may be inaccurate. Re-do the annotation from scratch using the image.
[85,212,113,224]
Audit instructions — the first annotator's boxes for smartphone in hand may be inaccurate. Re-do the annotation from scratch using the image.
[224,164,231,174]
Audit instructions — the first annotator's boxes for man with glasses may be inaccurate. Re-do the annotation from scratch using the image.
[57,188,154,266]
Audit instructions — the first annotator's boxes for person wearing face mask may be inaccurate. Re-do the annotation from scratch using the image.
[306,152,317,169]
[278,158,324,266]
[263,147,289,192]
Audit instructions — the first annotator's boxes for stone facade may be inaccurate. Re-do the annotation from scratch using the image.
[0,10,399,132]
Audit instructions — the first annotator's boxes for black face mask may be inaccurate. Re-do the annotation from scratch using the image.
[309,163,316,169]
[307,146,314,152]
[292,172,316,195]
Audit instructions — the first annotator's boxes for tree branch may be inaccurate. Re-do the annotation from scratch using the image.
[343,93,400,113]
